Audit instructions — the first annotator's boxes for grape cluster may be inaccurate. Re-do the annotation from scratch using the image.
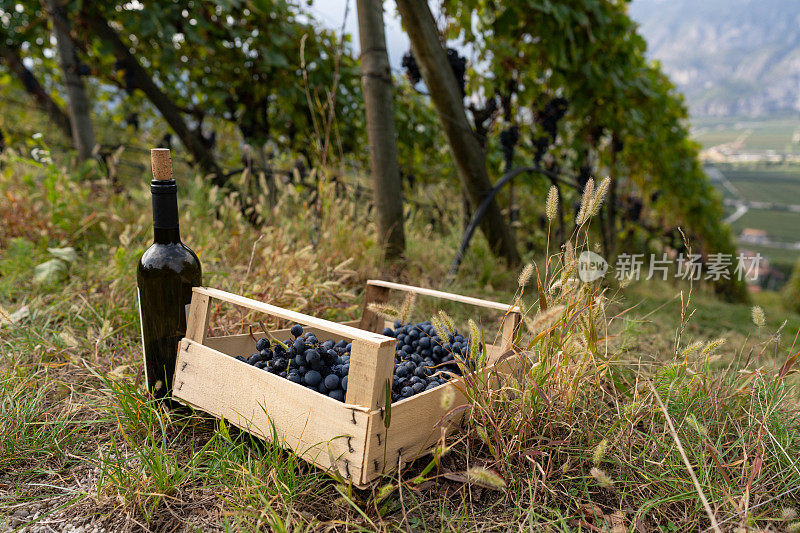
[383,320,480,402]
[532,97,569,163]
[236,322,481,403]
[401,48,468,97]
[401,51,422,85]
[235,324,351,402]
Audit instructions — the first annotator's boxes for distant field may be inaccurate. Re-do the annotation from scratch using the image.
[692,114,800,153]
[729,207,800,243]
[711,161,800,272]
[722,165,800,204]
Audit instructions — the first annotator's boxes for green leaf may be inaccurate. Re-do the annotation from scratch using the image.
[33,259,68,285]
[48,247,78,263]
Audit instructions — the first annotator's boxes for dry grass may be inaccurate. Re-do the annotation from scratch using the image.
[1,150,799,532]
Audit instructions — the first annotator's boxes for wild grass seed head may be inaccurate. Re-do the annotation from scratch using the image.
[751,305,766,327]
[782,508,798,521]
[431,315,450,343]
[518,263,534,287]
[590,176,611,216]
[368,302,400,321]
[577,178,595,225]
[524,305,566,336]
[681,340,705,357]
[546,186,559,221]
[466,466,507,490]
[590,467,614,488]
[399,292,417,324]
[468,319,482,364]
[438,310,455,335]
[702,338,726,354]
[593,439,609,466]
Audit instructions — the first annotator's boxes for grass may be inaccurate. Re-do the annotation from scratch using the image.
[1,151,799,532]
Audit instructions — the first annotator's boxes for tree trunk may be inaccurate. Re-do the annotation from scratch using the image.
[356,0,406,262]
[46,0,96,161]
[81,10,224,186]
[0,36,72,139]
[395,0,519,266]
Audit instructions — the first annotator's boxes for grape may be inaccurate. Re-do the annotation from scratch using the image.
[324,374,340,390]
[304,370,322,386]
[291,324,304,338]
[247,353,261,365]
[256,338,270,352]
[341,375,348,391]
[328,389,345,402]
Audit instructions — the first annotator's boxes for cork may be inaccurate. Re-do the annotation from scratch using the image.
[150,148,173,180]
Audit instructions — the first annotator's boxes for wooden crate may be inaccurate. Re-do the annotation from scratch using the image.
[172,280,521,487]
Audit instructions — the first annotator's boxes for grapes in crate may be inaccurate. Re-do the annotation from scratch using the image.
[236,322,482,402]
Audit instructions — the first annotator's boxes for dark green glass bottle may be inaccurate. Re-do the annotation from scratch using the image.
[137,148,202,401]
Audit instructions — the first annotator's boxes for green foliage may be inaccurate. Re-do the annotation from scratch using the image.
[440,0,745,299]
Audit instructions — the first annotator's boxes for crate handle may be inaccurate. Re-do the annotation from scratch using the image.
[186,287,393,345]
[184,286,396,411]
[360,280,521,357]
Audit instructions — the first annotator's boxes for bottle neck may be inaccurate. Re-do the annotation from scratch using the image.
[154,227,181,244]
[151,179,182,244]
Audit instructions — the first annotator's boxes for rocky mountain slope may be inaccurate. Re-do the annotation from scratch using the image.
[629,0,800,116]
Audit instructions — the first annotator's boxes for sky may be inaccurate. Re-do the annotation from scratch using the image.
[308,1,411,71]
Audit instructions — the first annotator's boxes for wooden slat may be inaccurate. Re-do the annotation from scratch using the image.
[345,339,396,410]
[194,287,393,345]
[366,280,521,314]
[498,311,521,356]
[173,339,370,482]
[185,291,212,343]
[359,283,391,332]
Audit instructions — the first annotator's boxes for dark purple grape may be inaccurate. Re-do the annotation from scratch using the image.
[305,349,320,365]
[247,353,261,365]
[291,324,304,338]
[304,370,321,386]
[328,389,345,402]
[341,376,348,391]
[324,374,340,390]
[256,338,270,352]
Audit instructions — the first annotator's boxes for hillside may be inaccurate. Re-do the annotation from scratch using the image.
[630,0,800,116]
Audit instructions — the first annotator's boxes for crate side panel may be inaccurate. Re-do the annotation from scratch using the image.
[173,340,369,483]
[360,348,523,484]
[361,380,469,484]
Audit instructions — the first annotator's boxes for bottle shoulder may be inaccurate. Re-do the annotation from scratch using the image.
[138,242,202,279]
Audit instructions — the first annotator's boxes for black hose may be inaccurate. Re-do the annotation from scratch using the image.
[448,165,574,277]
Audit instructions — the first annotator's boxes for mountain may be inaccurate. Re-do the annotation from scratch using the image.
[629,0,800,117]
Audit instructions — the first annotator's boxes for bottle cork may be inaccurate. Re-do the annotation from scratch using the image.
[151,148,173,180]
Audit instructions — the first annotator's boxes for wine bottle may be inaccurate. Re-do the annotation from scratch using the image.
[137,148,202,401]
